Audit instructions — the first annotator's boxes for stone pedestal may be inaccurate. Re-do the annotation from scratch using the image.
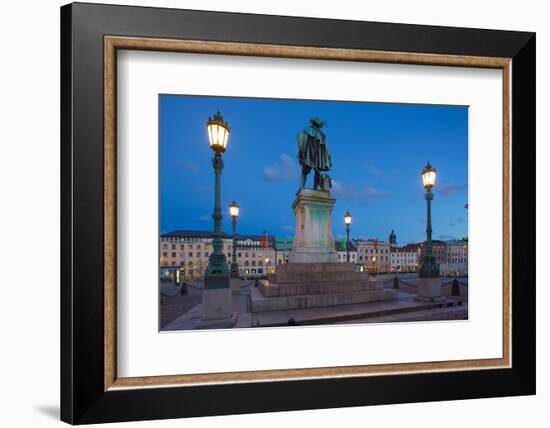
[288,189,339,264]
[416,277,446,303]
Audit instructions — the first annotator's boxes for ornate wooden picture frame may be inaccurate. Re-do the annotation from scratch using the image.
[61,2,535,424]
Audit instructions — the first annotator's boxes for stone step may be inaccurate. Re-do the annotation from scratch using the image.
[250,287,397,313]
[259,279,383,297]
[268,270,371,284]
[252,297,463,327]
[274,262,355,274]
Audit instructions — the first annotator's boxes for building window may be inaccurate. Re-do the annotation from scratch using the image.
[171,252,176,257]
[188,252,192,257]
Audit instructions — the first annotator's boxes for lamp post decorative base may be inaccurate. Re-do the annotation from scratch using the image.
[415,277,446,303]
[198,286,236,329]
[196,313,237,330]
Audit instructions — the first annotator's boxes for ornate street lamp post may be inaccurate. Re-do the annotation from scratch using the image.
[203,111,231,289]
[344,210,352,263]
[229,200,239,279]
[419,161,439,278]
[198,111,236,328]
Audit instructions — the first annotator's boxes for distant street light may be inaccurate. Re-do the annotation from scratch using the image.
[204,111,231,289]
[229,200,240,279]
[420,162,439,278]
[344,210,352,263]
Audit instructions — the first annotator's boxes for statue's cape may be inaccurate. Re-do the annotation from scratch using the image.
[296,126,332,171]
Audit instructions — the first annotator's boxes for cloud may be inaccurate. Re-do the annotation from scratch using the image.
[262,154,298,182]
[174,159,200,174]
[438,183,468,196]
[282,225,294,231]
[331,180,363,199]
[332,180,389,206]
[368,166,383,177]
[365,186,388,198]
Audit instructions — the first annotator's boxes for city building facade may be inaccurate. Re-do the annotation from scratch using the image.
[275,238,293,266]
[420,240,447,264]
[445,239,469,264]
[390,243,422,272]
[161,231,468,281]
[160,230,276,280]
[335,240,358,264]
[353,239,391,273]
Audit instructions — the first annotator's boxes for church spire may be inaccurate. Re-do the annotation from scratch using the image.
[389,229,397,246]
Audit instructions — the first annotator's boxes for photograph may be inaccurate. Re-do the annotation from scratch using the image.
[158,95,469,331]
[54,1,536,424]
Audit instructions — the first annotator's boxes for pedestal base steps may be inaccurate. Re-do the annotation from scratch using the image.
[250,262,397,313]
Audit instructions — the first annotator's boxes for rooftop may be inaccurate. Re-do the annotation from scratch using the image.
[162,230,276,243]
[335,241,357,252]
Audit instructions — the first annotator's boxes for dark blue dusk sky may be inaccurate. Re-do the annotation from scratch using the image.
[160,95,468,245]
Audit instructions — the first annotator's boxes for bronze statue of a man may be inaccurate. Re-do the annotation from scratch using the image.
[297,117,332,191]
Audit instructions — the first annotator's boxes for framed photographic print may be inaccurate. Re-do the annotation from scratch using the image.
[60,2,535,424]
